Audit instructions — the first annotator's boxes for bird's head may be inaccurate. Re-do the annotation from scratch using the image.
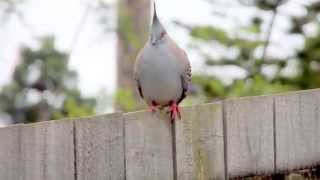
[150,2,167,46]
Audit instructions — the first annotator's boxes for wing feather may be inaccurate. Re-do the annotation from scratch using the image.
[177,50,191,104]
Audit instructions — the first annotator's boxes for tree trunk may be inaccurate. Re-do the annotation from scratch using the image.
[116,0,150,111]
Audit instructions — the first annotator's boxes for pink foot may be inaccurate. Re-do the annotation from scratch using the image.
[148,101,159,113]
[168,101,181,122]
[148,105,158,113]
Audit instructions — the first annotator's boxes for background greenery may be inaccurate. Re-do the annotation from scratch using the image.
[188,0,320,100]
[0,0,320,123]
[0,36,96,123]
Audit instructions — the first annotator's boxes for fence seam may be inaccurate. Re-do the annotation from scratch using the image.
[273,97,277,174]
[171,122,177,180]
[73,121,78,180]
[123,114,127,180]
[222,100,228,180]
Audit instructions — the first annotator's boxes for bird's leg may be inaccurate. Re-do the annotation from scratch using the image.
[168,100,181,122]
[148,101,159,113]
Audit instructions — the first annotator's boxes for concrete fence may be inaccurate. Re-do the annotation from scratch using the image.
[1,89,320,180]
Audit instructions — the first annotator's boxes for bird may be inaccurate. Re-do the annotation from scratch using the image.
[134,2,191,122]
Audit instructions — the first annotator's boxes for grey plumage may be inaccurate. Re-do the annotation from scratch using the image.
[134,2,191,108]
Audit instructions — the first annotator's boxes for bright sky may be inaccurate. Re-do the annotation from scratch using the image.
[0,0,312,98]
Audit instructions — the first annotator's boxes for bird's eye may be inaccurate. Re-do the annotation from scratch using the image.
[160,32,165,39]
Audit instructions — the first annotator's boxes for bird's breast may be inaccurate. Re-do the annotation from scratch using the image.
[137,45,183,105]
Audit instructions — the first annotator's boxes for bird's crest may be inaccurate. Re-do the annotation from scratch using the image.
[153,1,158,23]
[151,1,166,45]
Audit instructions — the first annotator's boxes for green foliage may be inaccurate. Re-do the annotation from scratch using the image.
[115,88,137,112]
[191,26,229,44]
[240,17,262,33]
[0,36,96,123]
[187,0,320,102]
[227,75,296,97]
[294,31,320,89]
[192,75,226,98]
[239,0,286,11]
[190,26,263,48]
[52,95,95,120]
[192,74,296,100]
[233,38,263,49]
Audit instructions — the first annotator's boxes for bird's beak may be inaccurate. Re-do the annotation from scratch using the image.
[151,37,157,45]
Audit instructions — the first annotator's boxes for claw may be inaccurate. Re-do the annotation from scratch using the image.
[148,105,158,113]
[148,101,159,113]
[168,101,181,122]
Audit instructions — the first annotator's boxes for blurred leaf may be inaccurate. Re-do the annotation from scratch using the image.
[239,0,287,10]
[115,88,137,112]
[183,0,320,102]
[233,38,263,49]
[190,26,230,44]
[228,75,296,97]
[0,36,97,123]
[192,75,226,99]
[240,17,262,34]
[240,24,261,34]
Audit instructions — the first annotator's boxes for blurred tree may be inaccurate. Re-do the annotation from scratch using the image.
[286,1,320,89]
[0,36,96,123]
[116,0,150,111]
[179,0,320,101]
[0,0,38,38]
[0,0,24,17]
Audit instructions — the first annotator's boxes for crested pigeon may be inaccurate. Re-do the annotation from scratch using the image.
[134,2,191,122]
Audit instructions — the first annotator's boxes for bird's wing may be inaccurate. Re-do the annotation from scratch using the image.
[176,49,192,104]
[135,78,144,99]
[134,50,145,99]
